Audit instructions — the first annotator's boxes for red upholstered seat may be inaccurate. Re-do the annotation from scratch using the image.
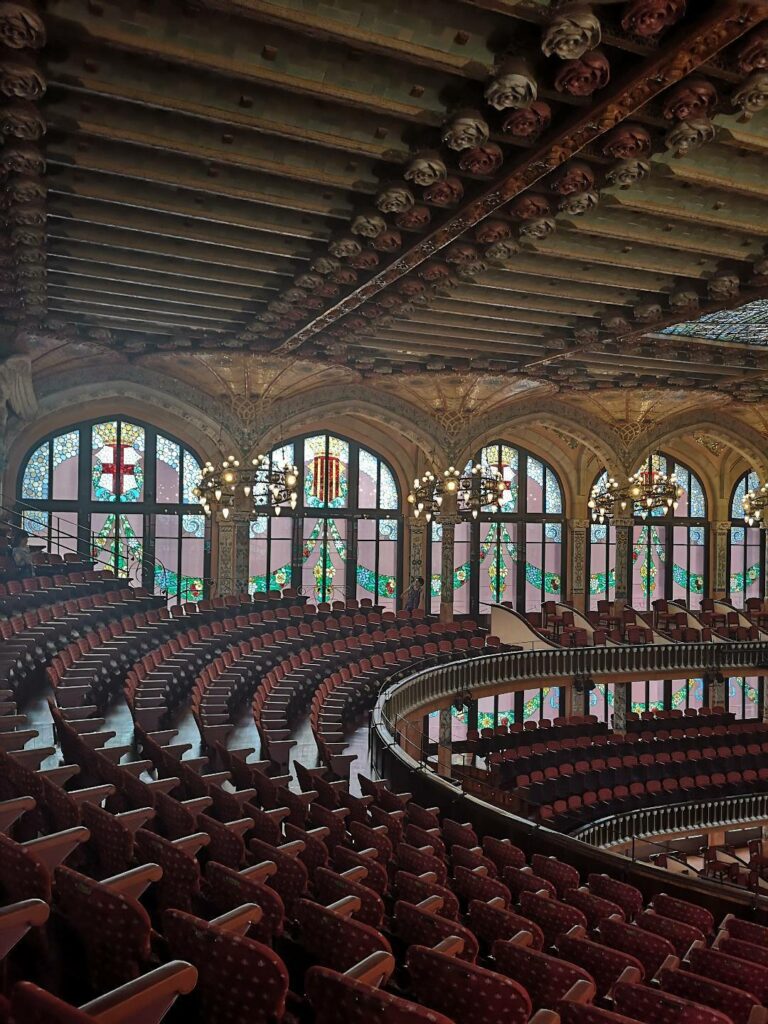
[558,1003,645,1024]
[723,916,768,947]
[393,900,478,962]
[54,866,152,991]
[613,980,735,1024]
[334,847,388,895]
[502,866,556,899]
[556,931,643,998]
[315,867,385,928]
[492,939,594,1011]
[134,829,201,913]
[652,893,714,936]
[203,861,285,946]
[686,944,768,1003]
[396,843,447,885]
[451,865,511,907]
[295,898,391,971]
[718,934,768,968]
[518,890,588,948]
[564,888,624,929]
[451,844,498,878]
[468,899,545,950]
[636,910,705,956]
[599,916,677,979]
[164,909,289,1024]
[531,854,580,897]
[659,966,761,1024]
[306,964,454,1024]
[393,871,460,921]
[407,944,533,1024]
[249,837,309,911]
[587,874,643,920]
[482,836,526,874]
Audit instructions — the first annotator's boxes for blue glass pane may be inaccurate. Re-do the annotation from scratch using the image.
[22,441,49,499]
[663,298,768,345]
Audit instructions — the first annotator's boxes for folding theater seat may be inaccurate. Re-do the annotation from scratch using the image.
[334,846,389,897]
[557,1003,646,1024]
[482,835,526,873]
[203,861,285,947]
[452,844,498,877]
[10,962,198,1024]
[491,935,596,1011]
[294,897,391,971]
[306,954,454,1024]
[393,871,460,921]
[406,942,538,1024]
[598,915,678,979]
[635,909,705,956]
[686,944,768,1003]
[393,898,478,962]
[530,854,580,897]
[451,865,511,907]
[563,888,624,929]
[555,930,643,998]
[658,966,764,1024]
[716,935,768,968]
[163,907,290,1024]
[395,843,446,885]
[651,893,714,937]
[518,890,588,948]
[502,866,556,899]
[468,898,545,950]
[612,979,735,1024]
[314,866,385,929]
[721,914,768,947]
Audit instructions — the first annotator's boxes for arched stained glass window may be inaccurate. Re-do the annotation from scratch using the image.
[587,453,708,610]
[426,441,565,615]
[728,470,765,606]
[19,418,208,604]
[248,433,401,608]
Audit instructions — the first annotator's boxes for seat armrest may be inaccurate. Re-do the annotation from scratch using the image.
[562,979,597,1005]
[242,860,277,883]
[172,832,211,857]
[415,895,443,915]
[79,960,198,1024]
[37,764,81,786]
[343,951,395,988]
[115,807,156,835]
[0,796,36,834]
[0,899,50,960]
[181,796,213,814]
[101,863,163,901]
[23,826,90,871]
[432,936,464,957]
[209,903,263,937]
[327,895,361,919]
[68,784,116,807]
[12,747,57,770]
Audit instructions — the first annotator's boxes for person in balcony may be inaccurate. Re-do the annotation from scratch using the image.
[12,530,35,579]
[404,576,424,612]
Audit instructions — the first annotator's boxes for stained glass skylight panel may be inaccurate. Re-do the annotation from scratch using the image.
[663,298,768,345]
[22,441,49,500]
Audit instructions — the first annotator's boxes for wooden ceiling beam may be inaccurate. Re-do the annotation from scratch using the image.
[654,145,768,201]
[47,198,317,261]
[447,285,610,317]
[48,168,331,242]
[46,141,354,220]
[45,307,215,335]
[48,223,302,276]
[475,265,665,301]
[48,294,249,328]
[354,331,544,357]
[415,303,592,330]
[48,280,256,315]
[47,263,267,303]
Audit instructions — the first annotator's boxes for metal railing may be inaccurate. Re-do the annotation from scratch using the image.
[380,641,768,725]
[572,792,768,849]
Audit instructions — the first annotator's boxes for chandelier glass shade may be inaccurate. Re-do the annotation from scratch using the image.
[407,463,504,522]
[194,454,299,519]
[589,465,683,523]
[743,481,768,527]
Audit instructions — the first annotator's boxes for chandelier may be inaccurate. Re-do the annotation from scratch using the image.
[589,465,683,523]
[195,453,299,519]
[408,463,504,522]
[743,481,768,526]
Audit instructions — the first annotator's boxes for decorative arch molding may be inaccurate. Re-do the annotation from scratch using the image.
[453,398,625,480]
[252,385,451,464]
[629,412,768,483]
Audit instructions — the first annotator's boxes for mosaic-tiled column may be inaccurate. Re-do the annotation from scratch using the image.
[215,513,250,596]
[568,517,590,612]
[439,514,459,623]
[712,521,730,600]
[437,705,452,778]
[407,515,426,608]
[612,682,628,734]
[706,671,726,710]
[613,516,633,605]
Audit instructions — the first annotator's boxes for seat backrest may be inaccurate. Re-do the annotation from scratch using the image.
[203,861,285,945]
[557,931,644,997]
[518,890,587,947]
[687,944,768,1003]
[652,893,714,935]
[613,979,733,1024]
[659,966,760,1024]
[163,909,289,1024]
[407,944,532,1024]
[295,898,391,971]
[305,965,454,1024]
[393,871,459,921]
[468,899,544,950]
[393,900,478,962]
[531,853,580,897]
[599,916,676,979]
[636,910,705,955]
[492,939,594,1011]
[134,829,200,912]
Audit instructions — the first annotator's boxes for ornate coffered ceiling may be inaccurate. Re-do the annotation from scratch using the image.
[1,0,768,408]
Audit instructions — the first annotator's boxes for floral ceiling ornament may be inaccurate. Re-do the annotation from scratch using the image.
[372,228,402,252]
[737,24,768,75]
[519,216,557,240]
[708,274,740,301]
[395,205,431,231]
[501,101,552,139]
[0,139,43,173]
[458,142,503,176]
[419,260,451,283]
[441,108,490,151]
[484,55,538,111]
[311,255,340,275]
[0,2,46,49]
[474,219,512,245]
[508,192,552,220]
[554,49,610,97]
[621,0,686,38]
[634,301,663,321]
[348,250,379,270]
[375,183,414,214]
[454,259,487,281]
[732,72,768,121]
[445,241,481,264]
[404,150,447,187]
[542,3,601,60]
[485,239,520,264]
[668,288,699,310]
[0,98,43,138]
[601,123,652,159]
[423,176,463,206]
[662,78,717,122]
[350,211,386,238]
[664,117,716,157]
[0,54,45,98]
[559,190,599,215]
[605,157,651,189]
[331,266,357,285]
[549,160,595,196]
[752,257,768,280]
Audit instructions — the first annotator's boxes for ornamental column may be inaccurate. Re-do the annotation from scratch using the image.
[612,682,628,734]
[613,516,633,608]
[215,512,250,596]
[568,518,590,613]
[712,521,730,600]
[439,513,460,623]
[705,671,726,711]
[437,705,453,778]
[407,515,427,607]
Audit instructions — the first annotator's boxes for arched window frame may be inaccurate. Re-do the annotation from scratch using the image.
[248,431,402,607]
[727,470,765,607]
[17,416,209,603]
[587,452,708,611]
[425,440,566,615]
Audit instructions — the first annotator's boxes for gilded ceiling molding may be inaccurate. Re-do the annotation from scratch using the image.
[627,410,768,481]
[450,397,626,480]
[271,2,766,357]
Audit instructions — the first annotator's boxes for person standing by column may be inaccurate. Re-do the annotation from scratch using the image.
[404,575,424,612]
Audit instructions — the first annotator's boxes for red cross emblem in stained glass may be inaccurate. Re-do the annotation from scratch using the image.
[99,443,138,497]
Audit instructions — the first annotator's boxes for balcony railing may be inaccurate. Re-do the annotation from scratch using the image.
[380,639,768,727]
[573,791,768,849]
